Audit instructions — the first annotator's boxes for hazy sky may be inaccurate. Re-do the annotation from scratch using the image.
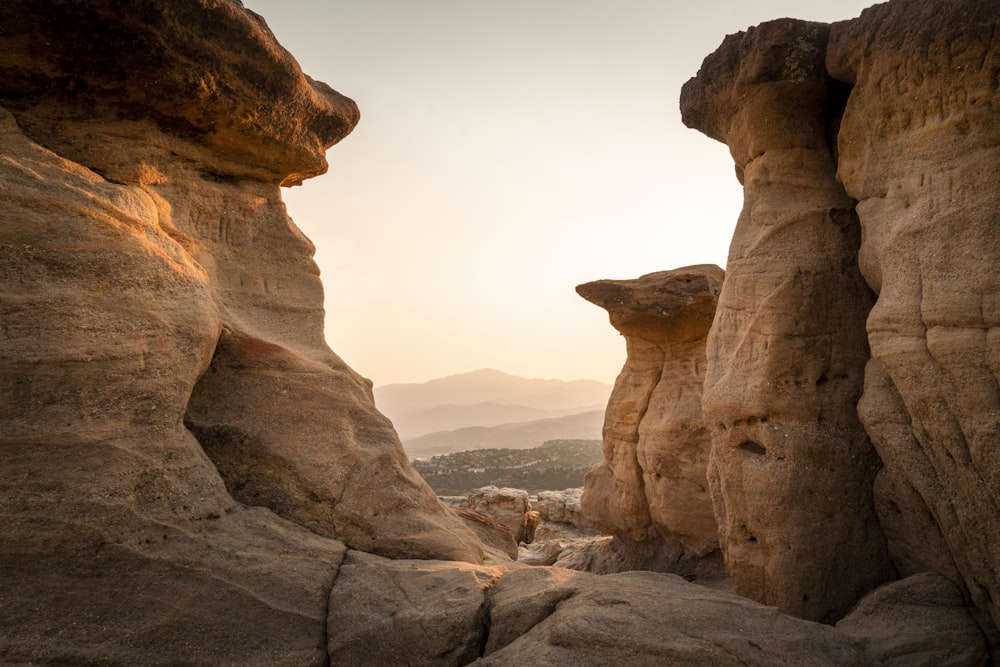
[242,0,875,386]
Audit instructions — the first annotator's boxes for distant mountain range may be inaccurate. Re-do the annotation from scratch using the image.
[403,410,605,460]
[373,369,610,457]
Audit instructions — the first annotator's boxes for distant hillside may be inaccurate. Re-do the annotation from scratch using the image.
[404,410,604,459]
[413,439,604,496]
[388,401,593,440]
[375,369,611,438]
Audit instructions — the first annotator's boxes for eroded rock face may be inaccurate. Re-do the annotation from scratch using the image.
[681,19,894,622]
[468,486,535,544]
[0,103,346,666]
[0,1,483,662]
[324,553,984,667]
[576,265,723,559]
[826,0,1000,640]
[479,568,870,666]
[836,573,988,666]
[327,552,504,667]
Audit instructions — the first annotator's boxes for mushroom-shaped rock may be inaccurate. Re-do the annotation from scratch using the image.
[681,19,893,622]
[576,265,723,561]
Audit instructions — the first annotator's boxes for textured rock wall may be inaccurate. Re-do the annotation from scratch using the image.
[0,1,483,662]
[827,0,1000,638]
[681,0,1000,642]
[680,20,894,622]
[577,266,723,559]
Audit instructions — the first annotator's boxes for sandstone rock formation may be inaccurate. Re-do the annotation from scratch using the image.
[323,552,984,667]
[327,551,504,666]
[476,567,986,666]
[576,266,724,567]
[468,486,536,544]
[827,0,1000,642]
[4,0,999,663]
[535,488,590,529]
[0,0,483,662]
[680,20,895,622]
[836,573,988,666]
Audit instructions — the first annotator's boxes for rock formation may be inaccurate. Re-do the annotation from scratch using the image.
[467,486,536,544]
[477,567,985,666]
[0,0,482,662]
[576,266,724,566]
[535,488,591,530]
[333,551,986,667]
[3,0,999,664]
[827,0,1000,641]
[680,20,895,622]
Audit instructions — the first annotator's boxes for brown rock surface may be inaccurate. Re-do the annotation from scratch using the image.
[0,0,481,662]
[827,0,1000,641]
[468,486,535,544]
[680,19,894,622]
[0,0,482,564]
[576,265,723,559]
[836,573,988,666]
[0,103,346,665]
[477,567,870,666]
[327,551,505,667]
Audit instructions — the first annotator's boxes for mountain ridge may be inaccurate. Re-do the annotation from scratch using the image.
[374,368,611,441]
[375,368,611,414]
[403,409,605,459]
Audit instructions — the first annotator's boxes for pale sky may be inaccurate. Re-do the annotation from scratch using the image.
[242,0,876,386]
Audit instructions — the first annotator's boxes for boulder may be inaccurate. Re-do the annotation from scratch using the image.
[327,551,505,667]
[477,568,869,666]
[536,488,591,530]
[828,0,1000,642]
[576,265,723,559]
[836,573,988,666]
[680,19,894,622]
[468,486,535,544]
[450,505,520,561]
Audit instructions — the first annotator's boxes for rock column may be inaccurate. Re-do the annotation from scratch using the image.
[680,19,893,622]
[828,0,1000,638]
[577,265,723,559]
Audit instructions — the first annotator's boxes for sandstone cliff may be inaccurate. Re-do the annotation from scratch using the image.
[680,0,999,645]
[681,19,895,623]
[0,1,482,662]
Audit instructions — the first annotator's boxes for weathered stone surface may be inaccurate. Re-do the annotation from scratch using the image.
[577,265,723,559]
[681,19,894,622]
[0,0,483,662]
[468,486,534,544]
[828,0,1000,641]
[183,325,483,562]
[451,505,520,561]
[0,0,358,186]
[0,105,346,665]
[477,568,871,666]
[536,488,589,529]
[836,573,988,666]
[1,0,482,565]
[327,551,505,667]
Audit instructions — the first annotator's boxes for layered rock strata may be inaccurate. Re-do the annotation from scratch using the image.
[681,19,895,622]
[827,0,1000,639]
[576,266,724,561]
